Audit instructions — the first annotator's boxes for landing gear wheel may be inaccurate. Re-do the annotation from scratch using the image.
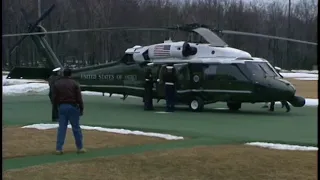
[227,102,241,111]
[189,97,204,112]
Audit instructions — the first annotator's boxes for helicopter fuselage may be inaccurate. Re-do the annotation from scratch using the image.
[70,55,298,107]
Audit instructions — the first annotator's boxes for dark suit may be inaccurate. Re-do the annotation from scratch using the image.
[48,74,60,121]
[144,70,154,110]
[163,67,177,112]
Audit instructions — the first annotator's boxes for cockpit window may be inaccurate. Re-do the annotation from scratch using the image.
[245,61,280,77]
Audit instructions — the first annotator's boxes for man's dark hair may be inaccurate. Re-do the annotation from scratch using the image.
[63,68,72,77]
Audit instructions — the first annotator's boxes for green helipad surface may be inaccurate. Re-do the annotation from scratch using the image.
[3,94,317,170]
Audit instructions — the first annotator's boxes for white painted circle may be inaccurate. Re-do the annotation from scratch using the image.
[190,100,199,110]
[155,111,170,114]
[213,108,228,110]
[193,75,199,82]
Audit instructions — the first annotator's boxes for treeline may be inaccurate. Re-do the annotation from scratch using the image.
[2,0,318,70]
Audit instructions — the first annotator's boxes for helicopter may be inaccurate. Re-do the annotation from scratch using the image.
[3,4,316,112]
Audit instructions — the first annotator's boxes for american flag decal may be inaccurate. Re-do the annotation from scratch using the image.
[153,45,171,56]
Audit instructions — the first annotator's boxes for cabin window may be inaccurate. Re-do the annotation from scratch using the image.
[258,62,279,77]
[245,62,279,77]
[216,64,247,81]
[204,64,217,80]
[121,54,135,65]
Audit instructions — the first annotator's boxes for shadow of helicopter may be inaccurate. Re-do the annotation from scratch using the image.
[106,99,298,117]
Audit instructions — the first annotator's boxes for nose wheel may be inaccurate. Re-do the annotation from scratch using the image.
[189,97,204,112]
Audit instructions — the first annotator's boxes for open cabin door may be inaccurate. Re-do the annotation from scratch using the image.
[155,63,191,99]
[155,63,190,99]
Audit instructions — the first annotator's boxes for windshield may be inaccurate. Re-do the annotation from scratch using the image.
[245,61,280,77]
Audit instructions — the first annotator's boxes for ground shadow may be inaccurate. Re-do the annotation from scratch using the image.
[113,101,297,116]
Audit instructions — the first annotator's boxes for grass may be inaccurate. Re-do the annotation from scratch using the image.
[3,145,317,180]
[3,95,317,145]
[286,78,317,99]
[2,78,318,179]
[3,127,167,159]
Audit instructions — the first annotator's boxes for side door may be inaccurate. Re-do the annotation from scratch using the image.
[188,63,205,90]
[214,64,251,101]
[173,63,190,92]
[201,63,221,100]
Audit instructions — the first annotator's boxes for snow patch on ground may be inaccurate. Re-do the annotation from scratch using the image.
[155,111,171,114]
[302,99,318,106]
[213,108,229,110]
[245,142,318,151]
[3,75,46,86]
[22,123,184,140]
[280,72,318,78]
[290,70,318,74]
[2,81,125,97]
[294,77,318,81]
[273,99,318,106]
[3,83,49,95]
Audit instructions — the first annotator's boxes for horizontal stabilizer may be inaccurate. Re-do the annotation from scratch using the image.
[7,67,52,80]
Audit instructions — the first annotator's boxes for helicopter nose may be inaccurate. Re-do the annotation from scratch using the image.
[275,79,296,99]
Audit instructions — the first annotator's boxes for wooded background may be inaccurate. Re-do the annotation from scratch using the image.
[2,0,318,70]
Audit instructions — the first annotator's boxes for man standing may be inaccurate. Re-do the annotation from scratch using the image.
[48,67,61,122]
[144,68,154,110]
[163,66,177,112]
[269,101,291,112]
[52,68,86,155]
[268,66,291,112]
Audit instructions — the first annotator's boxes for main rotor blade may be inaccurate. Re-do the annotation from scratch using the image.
[20,8,31,25]
[9,33,29,55]
[9,4,56,55]
[27,4,55,33]
[222,30,317,46]
[3,27,169,37]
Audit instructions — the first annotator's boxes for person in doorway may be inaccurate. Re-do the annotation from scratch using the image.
[163,66,177,112]
[144,68,154,110]
[52,68,86,155]
[48,67,61,122]
[269,100,291,112]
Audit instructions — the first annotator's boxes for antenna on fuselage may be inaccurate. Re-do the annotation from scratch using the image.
[164,37,173,43]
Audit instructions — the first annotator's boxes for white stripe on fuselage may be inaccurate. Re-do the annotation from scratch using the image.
[80,85,252,94]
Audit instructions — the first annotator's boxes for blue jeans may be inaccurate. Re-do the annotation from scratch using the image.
[56,104,83,151]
